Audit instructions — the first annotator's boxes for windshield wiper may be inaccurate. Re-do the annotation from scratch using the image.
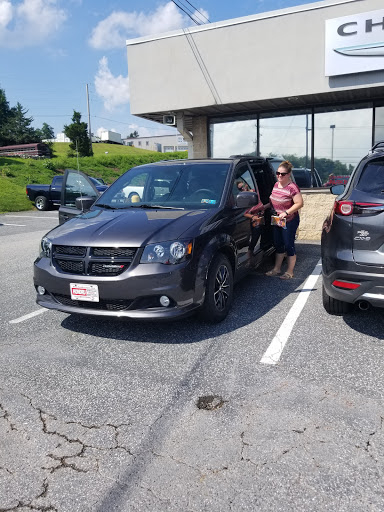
[94,203,116,209]
[131,204,185,210]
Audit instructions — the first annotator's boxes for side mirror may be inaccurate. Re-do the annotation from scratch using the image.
[76,196,96,211]
[331,184,345,196]
[236,191,259,208]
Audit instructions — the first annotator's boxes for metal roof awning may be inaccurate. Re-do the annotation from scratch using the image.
[134,85,384,130]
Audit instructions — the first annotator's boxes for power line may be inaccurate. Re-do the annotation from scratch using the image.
[182,0,210,22]
[182,28,221,104]
[172,0,203,25]
[177,0,210,24]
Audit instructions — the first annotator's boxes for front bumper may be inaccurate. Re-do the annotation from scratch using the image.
[34,256,203,320]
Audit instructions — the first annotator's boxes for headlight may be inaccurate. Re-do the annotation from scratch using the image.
[40,237,52,258]
[140,240,193,265]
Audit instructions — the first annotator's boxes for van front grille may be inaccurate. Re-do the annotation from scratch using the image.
[52,245,137,276]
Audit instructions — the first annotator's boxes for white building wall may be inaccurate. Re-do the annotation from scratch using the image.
[126,0,384,116]
[123,134,189,153]
[54,133,71,143]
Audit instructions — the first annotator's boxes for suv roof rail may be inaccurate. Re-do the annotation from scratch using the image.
[370,141,384,154]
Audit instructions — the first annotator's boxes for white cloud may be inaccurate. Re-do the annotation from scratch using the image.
[89,2,207,50]
[91,3,210,111]
[94,56,130,111]
[0,0,67,48]
[0,1,13,28]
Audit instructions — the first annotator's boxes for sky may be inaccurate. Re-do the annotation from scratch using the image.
[0,0,320,140]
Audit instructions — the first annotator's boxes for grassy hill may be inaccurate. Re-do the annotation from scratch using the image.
[0,142,188,213]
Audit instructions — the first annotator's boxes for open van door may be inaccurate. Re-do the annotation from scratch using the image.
[59,169,101,224]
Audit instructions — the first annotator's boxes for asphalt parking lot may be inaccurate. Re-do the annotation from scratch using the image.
[1,210,384,511]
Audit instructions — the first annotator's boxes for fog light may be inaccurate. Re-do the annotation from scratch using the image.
[37,286,46,295]
[160,295,170,307]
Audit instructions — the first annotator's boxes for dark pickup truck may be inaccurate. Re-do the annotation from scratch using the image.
[26,173,108,211]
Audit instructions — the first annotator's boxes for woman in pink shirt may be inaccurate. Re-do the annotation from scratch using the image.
[265,160,303,279]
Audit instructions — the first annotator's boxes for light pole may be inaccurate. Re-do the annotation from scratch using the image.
[330,124,336,161]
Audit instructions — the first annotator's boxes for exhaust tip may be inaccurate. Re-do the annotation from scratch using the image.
[358,300,370,311]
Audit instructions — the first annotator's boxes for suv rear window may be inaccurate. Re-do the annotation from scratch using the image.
[356,158,384,197]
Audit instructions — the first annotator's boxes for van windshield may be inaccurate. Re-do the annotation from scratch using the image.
[96,162,230,210]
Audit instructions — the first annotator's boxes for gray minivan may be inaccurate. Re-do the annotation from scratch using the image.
[34,157,276,322]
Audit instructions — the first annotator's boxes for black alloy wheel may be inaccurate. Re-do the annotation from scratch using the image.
[199,254,233,322]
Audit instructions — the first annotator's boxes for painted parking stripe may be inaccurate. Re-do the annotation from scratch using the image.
[260,259,322,365]
[2,223,26,227]
[9,309,48,324]
[4,215,57,220]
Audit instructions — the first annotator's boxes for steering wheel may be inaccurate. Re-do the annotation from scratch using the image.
[190,188,215,199]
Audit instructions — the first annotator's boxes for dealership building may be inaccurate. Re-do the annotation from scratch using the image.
[126,0,384,183]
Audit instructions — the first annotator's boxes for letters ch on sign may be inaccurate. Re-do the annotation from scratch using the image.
[325,8,384,77]
[337,16,384,36]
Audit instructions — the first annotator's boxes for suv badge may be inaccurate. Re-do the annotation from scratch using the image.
[354,230,371,241]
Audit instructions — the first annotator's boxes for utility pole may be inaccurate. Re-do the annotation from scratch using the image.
[86,84,93,154]
[330,124,336,161]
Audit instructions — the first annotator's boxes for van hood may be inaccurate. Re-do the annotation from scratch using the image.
[47,207,213,247]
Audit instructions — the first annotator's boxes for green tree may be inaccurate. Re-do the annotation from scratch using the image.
[0,88,13,146]
[63,110,93,157]
[37,122,55,141]
[6,102,39,144]
[282,153,350,183]
[128,130,139,138]
[35,122,55,153]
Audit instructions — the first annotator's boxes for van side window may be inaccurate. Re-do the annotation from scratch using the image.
[231,164,257,202]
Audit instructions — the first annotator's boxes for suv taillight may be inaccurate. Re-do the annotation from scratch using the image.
[334,200,382,216]
[334,201,353,215]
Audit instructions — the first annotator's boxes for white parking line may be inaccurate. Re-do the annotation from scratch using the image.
[2,223,26,227]
[260,259,322,365]
[9,309,48,324]
[4,215,57,220]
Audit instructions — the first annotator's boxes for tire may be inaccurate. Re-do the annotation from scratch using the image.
[199,254,233,323]
[35,195,49,211]
[322,283,351,315]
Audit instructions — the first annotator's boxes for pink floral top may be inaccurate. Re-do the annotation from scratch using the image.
[269,182,300,222]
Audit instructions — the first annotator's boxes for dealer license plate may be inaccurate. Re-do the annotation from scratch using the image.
[70,283,99,302]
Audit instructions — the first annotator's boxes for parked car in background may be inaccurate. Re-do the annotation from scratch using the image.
[34,157,277,322]
[322,174,350,187]
[292,168,322,188]
[267,158,321,188]
[26,173,108,211]
[321,141,384,314]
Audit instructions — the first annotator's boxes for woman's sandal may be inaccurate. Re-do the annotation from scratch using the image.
[280,272,294,280]
[265,269,281,276]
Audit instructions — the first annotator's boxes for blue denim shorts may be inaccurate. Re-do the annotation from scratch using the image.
[273,214,300,256]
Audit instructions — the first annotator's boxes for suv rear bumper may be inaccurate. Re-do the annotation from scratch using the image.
[322,269,384,308]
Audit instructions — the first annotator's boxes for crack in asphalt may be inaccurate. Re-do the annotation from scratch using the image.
[0,403,17,431]
[0,393,134,510]
[0,478,57,512]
